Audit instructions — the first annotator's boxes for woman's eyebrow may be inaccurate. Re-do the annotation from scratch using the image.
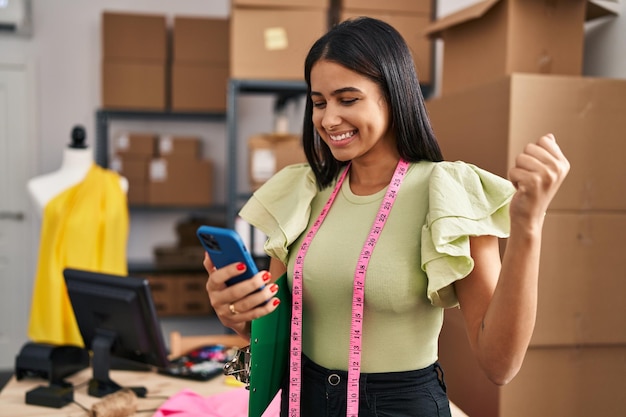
[310,86,363,97]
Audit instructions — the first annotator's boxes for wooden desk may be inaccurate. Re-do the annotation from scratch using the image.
[0,367,238,417]
[0,368,470,417]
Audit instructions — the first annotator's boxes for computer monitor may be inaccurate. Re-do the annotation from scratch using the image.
[63,268,170,398]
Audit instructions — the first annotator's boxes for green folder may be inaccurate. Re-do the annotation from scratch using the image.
[249,273,291,417]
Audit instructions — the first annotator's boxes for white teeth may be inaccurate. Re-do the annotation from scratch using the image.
[329,130,356,141]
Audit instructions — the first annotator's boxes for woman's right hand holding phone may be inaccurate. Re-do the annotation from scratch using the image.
[203,252,281,339]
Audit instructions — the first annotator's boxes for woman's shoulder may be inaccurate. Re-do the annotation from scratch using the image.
[252,163,316,197]
[239,163,318,263]
[426,160,513,190]
[419,160,516,218]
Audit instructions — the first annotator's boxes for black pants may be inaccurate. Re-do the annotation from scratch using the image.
[280,355,452,417]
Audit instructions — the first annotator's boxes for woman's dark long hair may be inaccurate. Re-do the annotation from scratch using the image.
[303,16,443,189]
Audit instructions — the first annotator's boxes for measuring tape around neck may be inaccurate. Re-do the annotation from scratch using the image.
[288,159,409,417]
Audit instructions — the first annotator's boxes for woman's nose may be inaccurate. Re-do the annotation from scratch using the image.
[321,105,340,131]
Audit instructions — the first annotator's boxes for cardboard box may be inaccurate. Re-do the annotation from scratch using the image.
[145,275,180,316]
[157,135,202,159]
[438,308,626,417]
[101,61,167,111]
[339,10,434,84]
[148,157,213,206]
[102,11,167,61]
[424,0,618,95]
[110,154,151,182]
[112,133,157,157]
[230,7,328,80]
[532,212,626,345]
[248,133,307,189]
[340,0,432,14]
[175,217,225,247]
[171,63,228,112]
[126,182,149,206]
[425,73,626,211]
[154,245,205,270]
[233,0,329,8]
[178,275,213,315]
[145,273,212,316]
[110,154,151,205]
[173,16,230,65]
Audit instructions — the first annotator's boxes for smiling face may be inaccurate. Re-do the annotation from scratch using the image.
[310,60,396,163]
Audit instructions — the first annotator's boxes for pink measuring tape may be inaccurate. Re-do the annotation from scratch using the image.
[289,159,409,417]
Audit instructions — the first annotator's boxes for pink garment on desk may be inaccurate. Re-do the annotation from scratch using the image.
[152,387,281,417]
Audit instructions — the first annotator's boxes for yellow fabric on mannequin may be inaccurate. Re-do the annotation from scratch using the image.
[28,164,129,347]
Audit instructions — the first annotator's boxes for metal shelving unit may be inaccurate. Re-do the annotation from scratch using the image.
[225,79,308,230]
[95,109,226,168]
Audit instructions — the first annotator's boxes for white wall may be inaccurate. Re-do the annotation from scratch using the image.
[584,2,626,77]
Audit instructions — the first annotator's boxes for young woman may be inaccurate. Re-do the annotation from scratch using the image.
[204,17,570,417]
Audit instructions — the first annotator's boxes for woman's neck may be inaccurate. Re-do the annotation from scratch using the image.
[349,155,400,196]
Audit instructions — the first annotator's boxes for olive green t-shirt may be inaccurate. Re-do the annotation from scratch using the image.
[239,161,514,373]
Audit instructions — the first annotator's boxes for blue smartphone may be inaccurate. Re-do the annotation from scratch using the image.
[196,225,259,286]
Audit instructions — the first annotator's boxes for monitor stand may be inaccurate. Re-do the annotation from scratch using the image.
[89,329,147,398]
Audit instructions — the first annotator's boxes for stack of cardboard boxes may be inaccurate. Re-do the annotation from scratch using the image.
[111,133,213,207]
[101,11,230,112]
[423,1,625,416]
[171,16,230,112]
[101,12,168,111]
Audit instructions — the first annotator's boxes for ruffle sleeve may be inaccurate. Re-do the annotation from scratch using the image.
[238,163,318,264]
[421,161,516,308]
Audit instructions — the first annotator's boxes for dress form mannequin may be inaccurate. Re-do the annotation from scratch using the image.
[27,125,128,214]
[27,125,130,347]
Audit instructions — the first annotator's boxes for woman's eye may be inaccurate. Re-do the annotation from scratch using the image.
[312,101,326,109]
[341,98,358,105]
